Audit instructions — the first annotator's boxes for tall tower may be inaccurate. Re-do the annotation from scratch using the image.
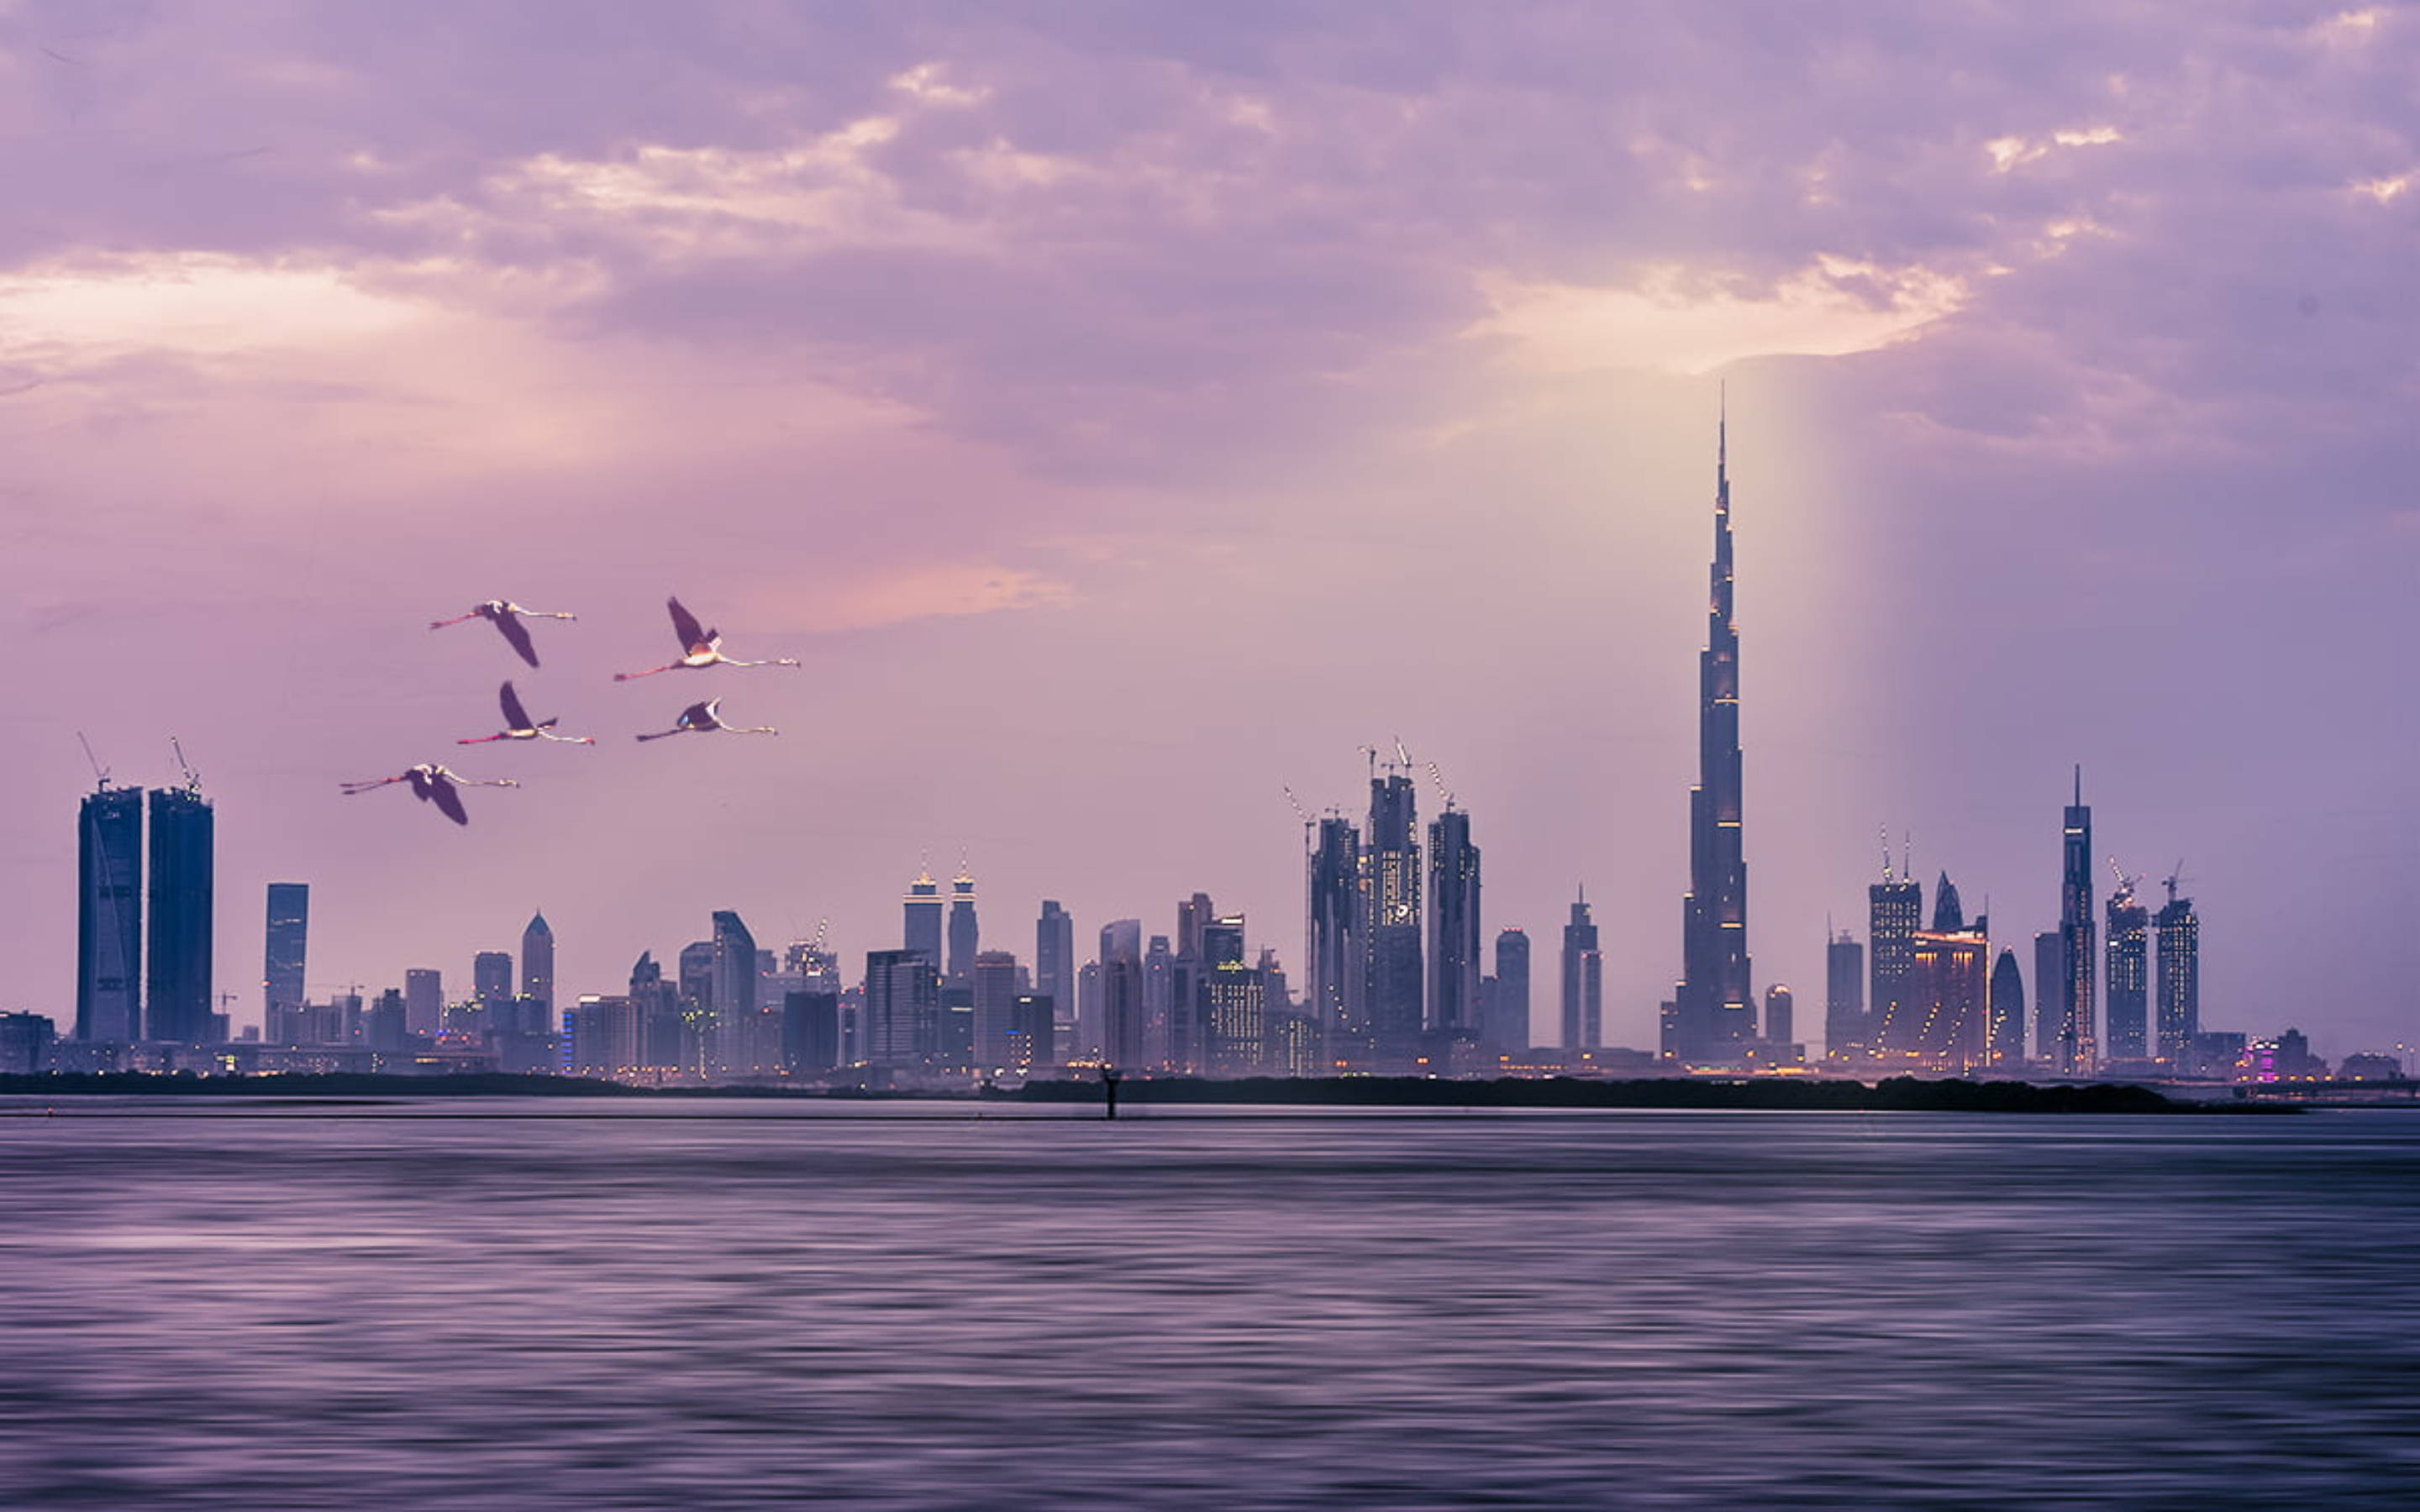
[1307,816,1365,1066]
[1426,806,1481,1044]
[710,909,759,1075]
[1988,948,2027,1068]
[404,969,444,1038]
[145,785,214,1043]
[1491,927,1532,1055]
[1561,890,1601,1049]
[2032,931,2064,1063]
[1363,765,1423,1067]
[945,866,980,985]
[76,784,145,1043]
[2058,769,2096,1074]
[2105,876,2150,1061]
[1035,900,1075,1037]
[2154,877,2200,1067]
[1868,854,1922,1055]
[521,912,555,1029]
[1672,404,1752,1064]
[903,867,943,968]
[1823,929,1865,1062]
[263,882,309,1043]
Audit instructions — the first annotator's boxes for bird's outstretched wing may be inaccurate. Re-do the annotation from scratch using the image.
[667,596,706,651]
[493,613,540,668]
[426,778,471,826]
[498,681,533,730]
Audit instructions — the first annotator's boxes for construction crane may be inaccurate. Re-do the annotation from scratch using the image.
[1392,735,1413,774]
[1425,760,1455,812]
[811,916,831,953]
[2107,857,2142,902]
[77,732,111,791]
[2162,860,2190,907]
[171,736,203,795]
[1282,785,1310,826]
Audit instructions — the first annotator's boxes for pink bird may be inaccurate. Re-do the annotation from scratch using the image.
[635,698,778,742]
[613,596,799,680]
[458,682,596,746]
[429,600,576,669]
[339,764,520,826]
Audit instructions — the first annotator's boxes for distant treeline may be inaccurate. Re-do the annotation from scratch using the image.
[1011,1074,2194,1114]
[0,1070,2240,1115]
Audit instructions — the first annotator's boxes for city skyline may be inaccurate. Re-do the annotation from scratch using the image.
[1,7,2413,1059]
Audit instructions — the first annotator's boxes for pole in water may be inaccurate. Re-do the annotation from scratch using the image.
[1102,1067,1121,1121]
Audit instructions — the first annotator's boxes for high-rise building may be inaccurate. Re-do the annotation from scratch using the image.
[2032,931,2064,1063]
[945,867,979,985]
[1176,892,1215,967]
[1988,949,2027,1067]
[145,785,213,1043]
[1203,960,1267,1074]
[2057,769,2096,1074]
[1307,816,1364,1066]
[263,882,308,1042]
[711,910,761,1074]
[2105,879,2150,1061]
[1868,867,1922,1058]
[971,950,1019,1074]
[1364,768,1423,1067]
[1427,806,1481,1046]
[404,969,444,1039]
[903,868,943,968]
[1670,410,1753,1065]
[1490,927,1532,1054]
[864,948,939,1067]
[1097,921,1144,1069]
[1036,900,1076,1040]
[1007,994,1055,1074]
[1762,984,1794,1047]
[1897,927,1989,1070]
[474,951,514,1016]
[1930,873,1964,932]
[76,785,145,1043]
[521,912,555,1029]
[1824,930,1865,1062]
[1561,890,1601,1049]
[2154,880,2200,1066]
[1144,932,1178,1069]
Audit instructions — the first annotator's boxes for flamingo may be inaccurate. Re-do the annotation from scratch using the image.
[458,682,596,746]
[429,600,576,669]
[613,596,799,680]
[339,764,520,826]
[634,698,778,742]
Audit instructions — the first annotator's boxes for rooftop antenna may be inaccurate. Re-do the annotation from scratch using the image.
[77,732,111,792]
[171,736,202,795]
[1902,830,1912,884]
[1878,824,1891,882]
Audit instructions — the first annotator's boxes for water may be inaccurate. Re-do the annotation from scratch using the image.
[3,1100,2416,1509]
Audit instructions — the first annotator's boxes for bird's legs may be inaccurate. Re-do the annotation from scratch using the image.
[718,654,802,669]
[339,774,413,794]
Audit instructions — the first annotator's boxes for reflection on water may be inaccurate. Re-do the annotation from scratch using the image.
[3,1101,2416,1509]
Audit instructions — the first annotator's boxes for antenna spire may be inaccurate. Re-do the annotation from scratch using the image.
[1718,380,1728,475]
[2073,763,2082,806]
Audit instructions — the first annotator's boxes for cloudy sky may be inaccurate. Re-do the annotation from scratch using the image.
[2,1,2413,1059]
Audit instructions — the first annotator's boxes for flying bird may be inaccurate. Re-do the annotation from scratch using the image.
[429,600,577,669]
[613,596,800,680]
[634,698,778,742]
[339,764,519,826]
[458,681,595,746]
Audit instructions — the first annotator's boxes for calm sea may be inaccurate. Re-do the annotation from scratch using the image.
[2,1100,2415,1509]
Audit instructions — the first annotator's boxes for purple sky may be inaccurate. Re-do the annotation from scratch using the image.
[3,3,2414,1059]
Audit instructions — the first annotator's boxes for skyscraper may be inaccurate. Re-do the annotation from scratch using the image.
[145,785,213,1043]
[2105,876,2150,1061]
[1868,866,1922,1058]
[1671,409,1753,1065]
[2032,931,2064,1063]
[474,951,514,1017]
[971,950,1019,1074]
[2058,769,2097,1074]
[263,882,308,1042]
[1561,890,1601,1050]
[1307,816,1364,1066]
[521,912,555,1030]
[864,948,939,1067]
[903,868,943,968]
[404,969,444,1039]
[1491,927,1532,1054]
[945,867,979,985]
[1036,900,1076,1039]
[1203,960,1267,1074]
[1930,872,1964,932]
[1363,767,1423,1067]
[1824,929,1865,1062]
[1098,921,1144,1069]
[2154,879,2200,1066]
[76,785,143,1042]
[1427,806,1481,1045]
[1988,948,2027,1067]
[711,910,760,1074]
[1899,926,1988,1070]
[1762,984,1794,1046]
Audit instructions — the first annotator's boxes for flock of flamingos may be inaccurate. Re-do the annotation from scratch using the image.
[339,597,798,824]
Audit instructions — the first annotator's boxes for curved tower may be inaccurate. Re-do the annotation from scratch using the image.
[1670,404,1753,1064]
